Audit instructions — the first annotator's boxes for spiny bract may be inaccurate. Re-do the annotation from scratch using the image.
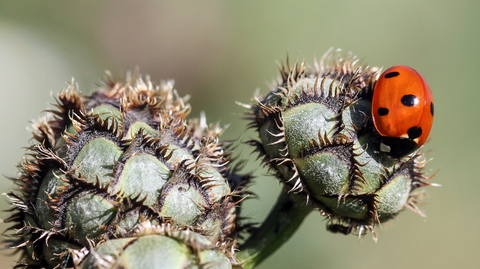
[249,50,435,237]
[4,71,248,268]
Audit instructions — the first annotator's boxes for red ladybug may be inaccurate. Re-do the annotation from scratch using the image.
[372,65,434,158]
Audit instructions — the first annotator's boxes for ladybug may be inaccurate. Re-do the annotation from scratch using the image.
[372,65,434,158]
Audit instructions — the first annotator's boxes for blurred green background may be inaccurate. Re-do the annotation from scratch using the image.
[0,1,478,268]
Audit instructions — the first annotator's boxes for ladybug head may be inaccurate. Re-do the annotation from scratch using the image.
[379,136,418,159]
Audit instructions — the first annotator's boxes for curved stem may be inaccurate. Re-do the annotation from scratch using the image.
[236,187,313,269]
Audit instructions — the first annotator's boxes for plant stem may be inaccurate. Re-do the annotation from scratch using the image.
[236,187,313,268]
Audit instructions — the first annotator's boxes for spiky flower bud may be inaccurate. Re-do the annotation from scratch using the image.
[78,222,238,269]
[4,72,248,268]
[249,51,435,236]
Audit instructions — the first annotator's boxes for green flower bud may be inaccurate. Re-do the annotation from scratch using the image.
[78,223,238,269]
[4,72,249,268]
[250,51,435,236]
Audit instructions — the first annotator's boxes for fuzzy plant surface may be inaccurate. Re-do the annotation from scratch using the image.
[237,50,436,267]
[4,72,249,269]
[4,50,437,269]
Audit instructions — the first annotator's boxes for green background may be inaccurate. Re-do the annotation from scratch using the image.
[0,1,477,268]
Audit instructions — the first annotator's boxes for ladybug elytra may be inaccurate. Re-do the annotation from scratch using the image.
[372,65,434,158]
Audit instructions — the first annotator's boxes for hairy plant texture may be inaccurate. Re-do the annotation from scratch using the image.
[249,50,435,236]
[4,72,249,268]
[3,50,437,269]
[79,222,237,269]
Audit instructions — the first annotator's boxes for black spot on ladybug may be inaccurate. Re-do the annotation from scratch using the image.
[401,95,418,107]
[378,107,389,116]
[431,102,434,116]
[384,71,400,78]
[407,126,422,140]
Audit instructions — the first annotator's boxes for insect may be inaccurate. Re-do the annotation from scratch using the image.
[372,65,434,158]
